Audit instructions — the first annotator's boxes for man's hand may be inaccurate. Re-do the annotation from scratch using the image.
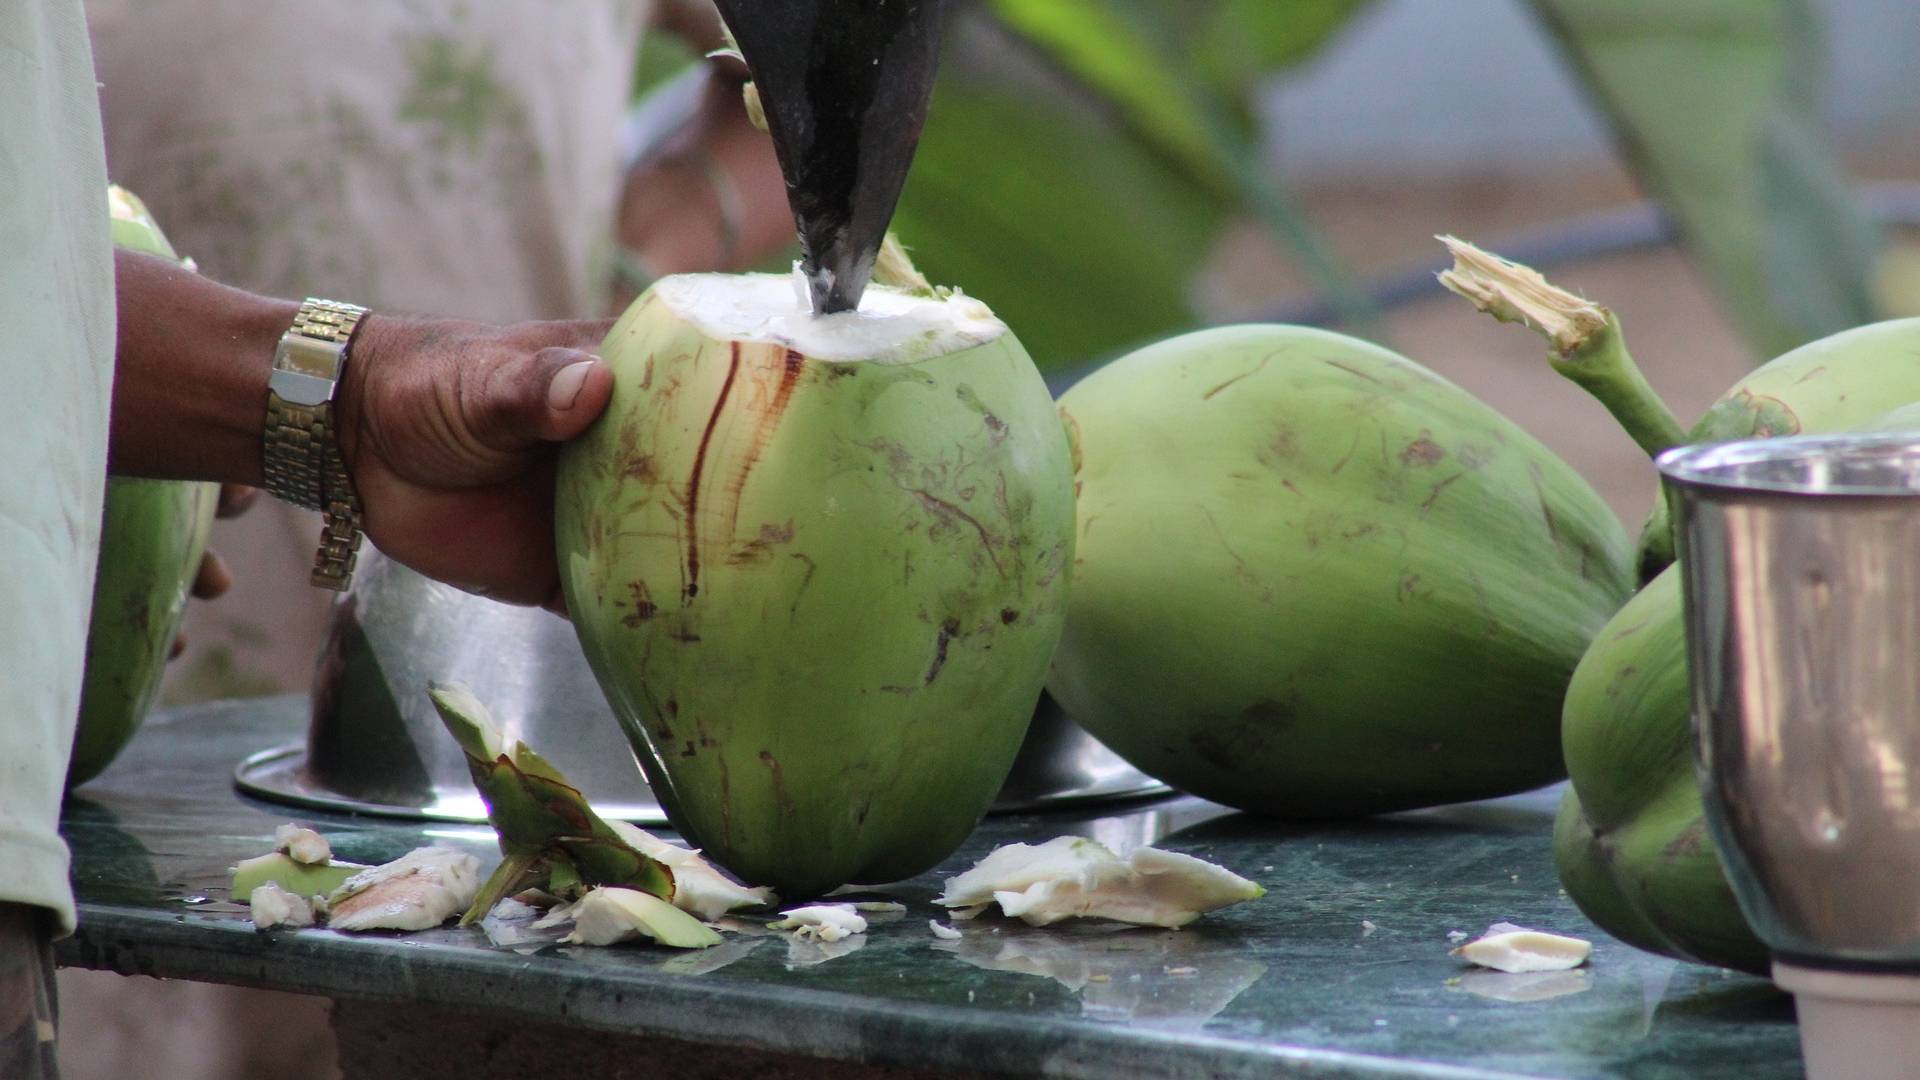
[336,317,616,612]
[111,251,615,612]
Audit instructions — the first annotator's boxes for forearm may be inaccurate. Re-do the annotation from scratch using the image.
[109,246,614,607]
[109,249,296,484]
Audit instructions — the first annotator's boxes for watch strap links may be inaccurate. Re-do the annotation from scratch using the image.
[265,298,369,591]
[312,445,363,591]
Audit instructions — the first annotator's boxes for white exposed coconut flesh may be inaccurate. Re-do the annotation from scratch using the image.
[651,272,1005,363]
[937,837,1263,929]
[248,884,315,930]
[274,824,332,865]
[769,904,868,942]
[1451,922,1592,973]
[326,847,482,932]
[605,820,775,920]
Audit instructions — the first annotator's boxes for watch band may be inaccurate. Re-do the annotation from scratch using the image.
[265,298,368,591]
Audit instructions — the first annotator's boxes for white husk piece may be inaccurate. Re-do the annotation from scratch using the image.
[654,272,1005,363]
[1450,922,1592,974]
[248,884,315,930]
[559,890,676,947]
[929,920,962,941]
[937,837,1264,929]
[769,904,868,942]
[535,888,720,949]
[325,847,482,932]
[605,820,775,920]
[273,824,332,866]
[530,902,574,932]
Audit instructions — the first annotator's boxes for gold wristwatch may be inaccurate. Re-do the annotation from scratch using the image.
[264,298,368,591]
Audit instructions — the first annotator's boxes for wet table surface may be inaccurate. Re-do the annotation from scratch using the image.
[58,695,1803,1079]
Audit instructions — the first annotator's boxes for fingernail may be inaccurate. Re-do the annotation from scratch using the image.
[548,359,596,410]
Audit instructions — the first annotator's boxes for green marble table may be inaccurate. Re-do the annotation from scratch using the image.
[58,696,1803,1079]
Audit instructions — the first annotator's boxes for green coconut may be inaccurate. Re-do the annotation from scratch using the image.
[1048,324,1635,818]
[1549,375,1920,975]
[1440,238,1920,973]
[555,272,1074,895]
[1549,568,1769,973]
[68,188,219,788]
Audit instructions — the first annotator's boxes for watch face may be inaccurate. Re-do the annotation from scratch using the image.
[273,337,345,405]
[279,334,345,378]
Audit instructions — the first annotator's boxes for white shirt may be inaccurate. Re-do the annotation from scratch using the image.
[0,0,115,935]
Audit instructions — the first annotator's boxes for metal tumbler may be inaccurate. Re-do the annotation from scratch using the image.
[1660,433,1920,1080]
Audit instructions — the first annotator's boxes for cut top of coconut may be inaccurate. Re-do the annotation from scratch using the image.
[651,271,1006,364]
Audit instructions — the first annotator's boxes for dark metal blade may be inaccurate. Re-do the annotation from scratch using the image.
[713,0,945,314]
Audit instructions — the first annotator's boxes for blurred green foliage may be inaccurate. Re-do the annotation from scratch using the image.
[641,0,1881,370]
[897,2,1374,369]
[894,88,1226,370]
[1526,0,1881,359]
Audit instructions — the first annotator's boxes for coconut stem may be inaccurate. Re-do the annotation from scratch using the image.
[1437,235,1687,459]
[1548,315,1688,459]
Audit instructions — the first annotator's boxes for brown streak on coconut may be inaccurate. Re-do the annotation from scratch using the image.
[787,552,817,621]
[727,521,797,567]
[622,581,657,627]
[684,344,744,600]
[1329,431,1362,476]
[637,683,673,741]
[759,750,795,819]
[924,617,962,685]
[1323,357,1387,386]
[1419,473,1465,517]
[911,490,1005,578]
[1527,461,1564,552]
[1202,353,1275,400]
[722,348,809,544]
[1400,434,1446,467]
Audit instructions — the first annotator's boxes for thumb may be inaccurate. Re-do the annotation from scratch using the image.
[468,346,615,450]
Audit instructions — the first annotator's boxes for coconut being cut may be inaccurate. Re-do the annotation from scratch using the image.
[554,267,1075,900]
[553,0,1071,902]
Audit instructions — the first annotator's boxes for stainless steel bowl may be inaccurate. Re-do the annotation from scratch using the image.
[1662,434,1920,967]
[235,549,1168,822]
